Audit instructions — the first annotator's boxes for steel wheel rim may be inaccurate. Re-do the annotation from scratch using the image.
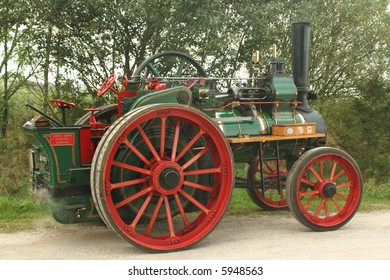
[296,154,361,227]
[101,105,233,250]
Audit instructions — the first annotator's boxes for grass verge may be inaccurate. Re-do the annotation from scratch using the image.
[0,195,48,232]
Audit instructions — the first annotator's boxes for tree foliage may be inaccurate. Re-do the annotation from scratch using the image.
[0,0,39,137]
[1,0,390,182]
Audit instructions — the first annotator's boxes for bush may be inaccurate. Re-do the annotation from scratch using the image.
[314,77,390,183]
[0,128,33,196]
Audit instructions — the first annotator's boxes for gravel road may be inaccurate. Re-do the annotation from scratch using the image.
[1,211,390,260]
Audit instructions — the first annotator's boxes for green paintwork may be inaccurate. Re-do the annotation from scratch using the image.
[26,127,82,187]
[50,194,101,224]
[128,86,193,111]
[212,109,264,137]
[24,126,99,223]
[273,76,297,102]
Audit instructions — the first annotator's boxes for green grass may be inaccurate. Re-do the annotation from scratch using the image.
[0,195,48,231]
[359,179,390,210]
[226,189,259,215]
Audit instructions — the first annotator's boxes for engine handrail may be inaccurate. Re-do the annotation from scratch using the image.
[202,101,301,111]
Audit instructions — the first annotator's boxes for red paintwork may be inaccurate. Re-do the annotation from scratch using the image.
[146,77,166,91]
[79,127,94,164]
[117,91,137,118]
[97,73,117,97]
[50,133,75,146]
[51,99,76,108]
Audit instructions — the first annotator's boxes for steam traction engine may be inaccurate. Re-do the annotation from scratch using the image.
[24,23,363,251]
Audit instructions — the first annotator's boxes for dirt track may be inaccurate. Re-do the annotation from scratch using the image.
[1,211,390,260]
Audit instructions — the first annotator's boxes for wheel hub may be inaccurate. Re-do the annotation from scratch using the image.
[159,168,181,190]
[152,161,184,195]
[322,182,337,198]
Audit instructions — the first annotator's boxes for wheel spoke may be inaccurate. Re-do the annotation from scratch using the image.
[324,199,330,218]
[176,130,204,162]
[330,161,337,180]
[309,166,323,183]
[176,57,186,76]
[263,161,274,173]
[300,177,316,188]
[110,178,146,190]
[114,186,153,209]
[160,117,166,158]
[123,139,151,166]
[299,189,320,197]
[146,62,161,77]
[171,119,181,161]
[335,192,348,200]
[184,167,221,176]
[164,196,176,238]
[319,160,324,179]
[333,169,346,181]
[137,125,161,162]
[268,189,275,200]
[112,161,152,176]
[130,193,153,228]
[303,194,318,209]
[336,181,351,189]
[145,196,164,236]
[331,197,343,212]
[179,189,210,214]
[184,180,213,192]
[174,193,189,226]
[315,198,326,217]
[181,147,209,170]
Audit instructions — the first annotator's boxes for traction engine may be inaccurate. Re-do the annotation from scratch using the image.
[23,22,363,251]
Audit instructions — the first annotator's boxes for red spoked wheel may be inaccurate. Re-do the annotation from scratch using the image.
[245,160,288,210]
[91,104,234,251]
[97,73,116,96]
[286,147,363,231]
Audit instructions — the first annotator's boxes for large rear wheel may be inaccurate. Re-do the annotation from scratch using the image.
[91,104,234,251]
[286,147,363,231]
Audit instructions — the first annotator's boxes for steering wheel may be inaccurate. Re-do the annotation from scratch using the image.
[132,51,207,88]
[121,75,129,90]
[97,73,117,96]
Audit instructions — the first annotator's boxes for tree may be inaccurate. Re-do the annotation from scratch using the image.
[0,0,39,138]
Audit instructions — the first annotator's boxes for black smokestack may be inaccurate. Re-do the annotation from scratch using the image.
[292,22,312,112]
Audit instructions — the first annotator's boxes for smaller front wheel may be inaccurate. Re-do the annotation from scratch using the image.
[286,147,363,231]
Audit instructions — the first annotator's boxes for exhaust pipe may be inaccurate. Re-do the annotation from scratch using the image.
[292,22,312,112]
